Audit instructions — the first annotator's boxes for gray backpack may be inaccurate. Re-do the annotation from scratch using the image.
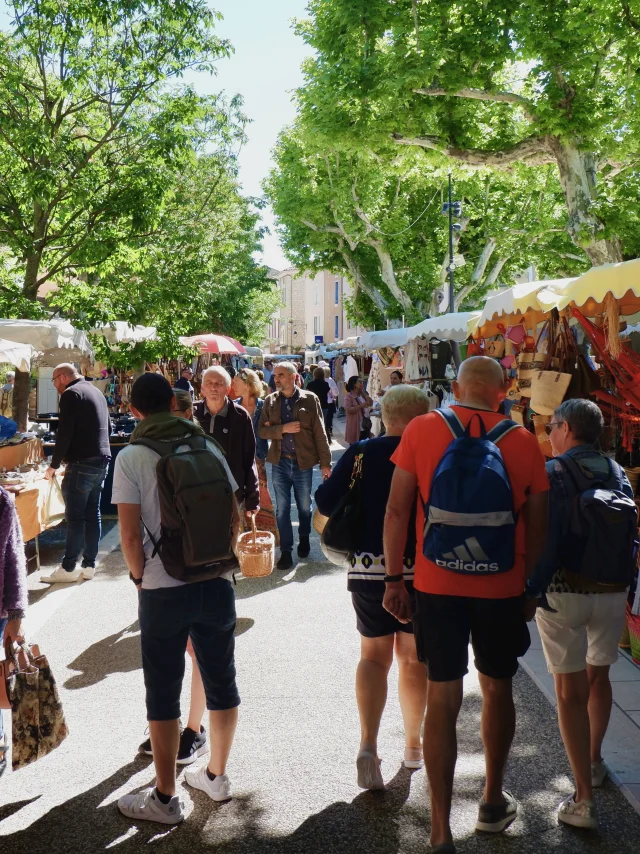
[132,434,236,582]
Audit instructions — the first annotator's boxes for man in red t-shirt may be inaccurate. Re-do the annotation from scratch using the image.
[383,357,548,853]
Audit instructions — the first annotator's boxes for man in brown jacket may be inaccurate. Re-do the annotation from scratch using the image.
[258,362,331,569]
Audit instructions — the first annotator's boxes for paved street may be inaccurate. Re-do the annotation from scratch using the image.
[2,433,640,853]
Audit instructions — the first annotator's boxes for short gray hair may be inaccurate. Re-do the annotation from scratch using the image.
[274,361,297,374]
[5,371,14,380]
[554,398,603,444]
[202,366,231,388]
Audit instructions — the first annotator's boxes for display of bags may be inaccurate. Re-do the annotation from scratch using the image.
[2,638,69,771]
[466,335,485,357]
[516,351,547,397]
[486,337,505,358]
[531,414,553,458]
[529,370,572,415]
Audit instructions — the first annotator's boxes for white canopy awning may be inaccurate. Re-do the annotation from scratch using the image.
[0,338,34,372]
[0,319,93,362]
[92,322,157,345]
[358,312,480,351]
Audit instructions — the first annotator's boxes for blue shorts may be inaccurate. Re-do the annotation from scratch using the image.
[139,578,240,720]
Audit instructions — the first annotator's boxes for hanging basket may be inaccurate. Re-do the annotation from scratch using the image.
[237,518,275,578]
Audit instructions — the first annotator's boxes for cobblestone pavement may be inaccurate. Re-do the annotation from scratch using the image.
[1,428,640,853]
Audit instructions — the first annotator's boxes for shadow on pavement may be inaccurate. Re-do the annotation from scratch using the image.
[64,621,141,689]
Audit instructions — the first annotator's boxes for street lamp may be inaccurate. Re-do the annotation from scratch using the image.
[441,170,463,313]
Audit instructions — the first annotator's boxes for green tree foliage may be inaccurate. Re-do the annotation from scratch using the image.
[266,124,586,328]
[296,0,640,266]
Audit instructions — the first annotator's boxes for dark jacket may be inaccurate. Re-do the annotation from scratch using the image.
[252,398,269,461]
[194,397,259,510]
[258,389,331,470]
[51,378,111,469]
[307,379,329,409]
[314,436,416,591]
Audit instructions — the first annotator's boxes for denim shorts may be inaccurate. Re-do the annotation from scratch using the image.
[138,578,240,720]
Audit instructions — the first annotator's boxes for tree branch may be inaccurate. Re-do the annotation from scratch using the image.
[392,133,555,168]
[414,86,536,120]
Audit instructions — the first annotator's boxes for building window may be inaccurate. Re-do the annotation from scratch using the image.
[281,285,286,306]
[314,286,318,305]
[334,315,339,339]
[334,280,339,304]
[313,316,320,335]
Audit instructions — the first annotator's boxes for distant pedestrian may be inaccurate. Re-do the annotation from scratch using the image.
[174,367,194,398]
[114,373,241,824]
[324,366,339,441]
[258,361,331,570]
[384,357,549,853]
[194,367,259,525]
[344,376,373,444]
[307,366,331,436]
[171,389,194,421]
[42,364,111,584]
[526,399,637,830]
[315,385,430,790]
[263,360,274,387]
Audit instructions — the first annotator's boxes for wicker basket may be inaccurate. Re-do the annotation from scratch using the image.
[313,507,329,536]
[237,518,274,578]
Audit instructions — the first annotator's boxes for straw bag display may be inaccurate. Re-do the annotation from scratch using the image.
[237,518,275,577]
[529,370,572,416]
[516,351,547,397]
[486,337,505,358]
[1,637,69,770]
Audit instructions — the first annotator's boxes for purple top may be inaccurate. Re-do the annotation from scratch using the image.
[0,487,27,619]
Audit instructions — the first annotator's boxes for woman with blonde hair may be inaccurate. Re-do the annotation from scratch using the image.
[315,384,430,791]
[230,368,279,543]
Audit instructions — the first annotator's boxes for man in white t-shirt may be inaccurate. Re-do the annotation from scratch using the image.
[113,373,241,825]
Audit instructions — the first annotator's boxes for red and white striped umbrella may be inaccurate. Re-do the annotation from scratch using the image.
[179,333,246,355]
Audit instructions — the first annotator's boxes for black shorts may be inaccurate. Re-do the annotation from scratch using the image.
[351,585,415,638]
[139,578,240,720]
[413,591,530,682]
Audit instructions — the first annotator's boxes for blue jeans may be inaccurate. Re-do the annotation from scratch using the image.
[61,457,109,570]
[271,459,313,552]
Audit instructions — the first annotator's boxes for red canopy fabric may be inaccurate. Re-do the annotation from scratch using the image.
[179,334,246,355]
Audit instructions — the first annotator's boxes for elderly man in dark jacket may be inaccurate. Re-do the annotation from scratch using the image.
[194,366,259,519]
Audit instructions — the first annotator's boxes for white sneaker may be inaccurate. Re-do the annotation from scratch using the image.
[81,566,95,580]
[41,566,82,584]
[557,794,597,829]
[117,786,186,824]
[403,746,424,769]
[591,759,608,788]
[356,749,385,790]
[184,766,232,802]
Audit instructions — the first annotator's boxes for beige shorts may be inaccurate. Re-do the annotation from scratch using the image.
[536,591,627,674]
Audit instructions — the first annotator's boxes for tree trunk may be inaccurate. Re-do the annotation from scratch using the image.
[550,139,623,265]
[12,369,31,432]
[367,238,414,313]
[339,248,390,314]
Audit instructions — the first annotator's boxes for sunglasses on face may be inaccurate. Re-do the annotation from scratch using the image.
[544,420,565,435]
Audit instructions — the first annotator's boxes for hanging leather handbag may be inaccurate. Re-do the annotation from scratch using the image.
[321,445,366,566]
[466,335,485,357]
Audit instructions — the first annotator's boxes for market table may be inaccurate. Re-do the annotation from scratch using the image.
[0,436,44,471]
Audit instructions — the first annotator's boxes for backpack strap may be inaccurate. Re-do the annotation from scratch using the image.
[485,419,521,445]
[557,452,615,493]
[434,408,465,439]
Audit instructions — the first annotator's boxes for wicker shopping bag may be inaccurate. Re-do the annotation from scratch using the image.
[529,370,572,416]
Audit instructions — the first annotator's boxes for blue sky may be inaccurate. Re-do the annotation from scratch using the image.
[188,1,312,271]
[0,0,312,271]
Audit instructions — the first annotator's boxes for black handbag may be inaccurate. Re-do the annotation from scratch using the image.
[320,445,366,566]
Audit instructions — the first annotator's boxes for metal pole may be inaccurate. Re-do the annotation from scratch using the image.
[448,170,455,313]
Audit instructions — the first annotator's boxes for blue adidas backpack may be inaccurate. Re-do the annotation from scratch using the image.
[424,409,520,575]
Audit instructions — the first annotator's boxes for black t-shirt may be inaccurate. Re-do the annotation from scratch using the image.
[307,379,329,408]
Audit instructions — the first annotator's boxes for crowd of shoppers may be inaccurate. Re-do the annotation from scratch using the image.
[14,353,636,847]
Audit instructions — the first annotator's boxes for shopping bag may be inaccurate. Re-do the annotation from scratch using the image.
[516,352,547,397]
[530,370,572,416]
[7,639,68,770]
[44,477,65,526]
[531,414,553,458]
[486,337,505,358]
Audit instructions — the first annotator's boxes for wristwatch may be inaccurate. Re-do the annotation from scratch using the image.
[129,572,142,587]
[384,574,404,583]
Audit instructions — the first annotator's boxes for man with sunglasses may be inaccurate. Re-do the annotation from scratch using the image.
[42,363,111,583]
[526,398,635,830]
[174,367,195,399]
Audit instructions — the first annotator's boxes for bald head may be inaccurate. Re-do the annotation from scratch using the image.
[453,356,507,411]
[53,363,79,379]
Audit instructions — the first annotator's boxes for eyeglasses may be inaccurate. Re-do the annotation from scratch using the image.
[52,373,64,383]
[544,420,565,435]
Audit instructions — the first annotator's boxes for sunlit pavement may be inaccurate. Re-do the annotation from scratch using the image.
[1,422,640,852]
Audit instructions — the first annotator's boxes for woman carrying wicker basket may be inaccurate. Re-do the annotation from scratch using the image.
[231,369,279,546]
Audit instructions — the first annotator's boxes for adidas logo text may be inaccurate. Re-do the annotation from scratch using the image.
[436,559,500,573]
